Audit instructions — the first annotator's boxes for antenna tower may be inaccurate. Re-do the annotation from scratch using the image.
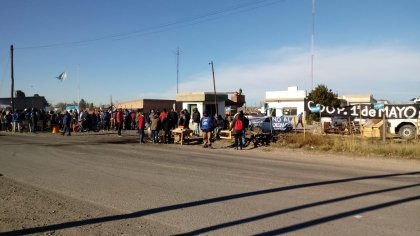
[310,0,316,91]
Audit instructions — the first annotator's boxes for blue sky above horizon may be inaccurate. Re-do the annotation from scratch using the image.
[0,0,419,106]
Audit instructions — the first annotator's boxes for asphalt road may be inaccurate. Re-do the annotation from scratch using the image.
[0,132,419,235]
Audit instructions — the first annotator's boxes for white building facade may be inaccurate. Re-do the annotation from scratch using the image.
[264,86,307,117]
[176,92,228,118]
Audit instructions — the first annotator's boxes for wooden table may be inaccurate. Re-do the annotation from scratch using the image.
[172,128,193,145]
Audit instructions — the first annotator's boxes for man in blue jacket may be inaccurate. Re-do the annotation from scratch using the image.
[200,110,213,148]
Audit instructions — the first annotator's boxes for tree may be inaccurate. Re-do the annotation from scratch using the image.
[79,99,87,110]
[308,84,341,107]
[307,84,341,121]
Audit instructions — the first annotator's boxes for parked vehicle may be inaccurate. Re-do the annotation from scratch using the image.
[247,116,293,133]
[260,116,293,133]
[388,119,420,140]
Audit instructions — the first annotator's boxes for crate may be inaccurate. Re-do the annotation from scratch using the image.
[362,120,383,138]
[219,130,232,139]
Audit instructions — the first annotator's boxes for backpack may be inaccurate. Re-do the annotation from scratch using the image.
[201,116,212,130]
[234,118,243,131]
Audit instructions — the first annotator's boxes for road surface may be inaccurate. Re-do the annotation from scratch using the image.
[0,132,419,235]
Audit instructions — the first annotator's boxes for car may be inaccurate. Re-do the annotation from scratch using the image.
[260,116,293,133]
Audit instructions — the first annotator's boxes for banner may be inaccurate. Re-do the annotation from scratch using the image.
[247,116,293,131]
[304,100,420,119]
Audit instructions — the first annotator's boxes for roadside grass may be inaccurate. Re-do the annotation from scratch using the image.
[272,133,420,159]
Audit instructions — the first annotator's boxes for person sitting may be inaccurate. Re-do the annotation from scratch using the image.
[213,115,224,140]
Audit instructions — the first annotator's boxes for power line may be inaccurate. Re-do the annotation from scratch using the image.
[15,0,285,50]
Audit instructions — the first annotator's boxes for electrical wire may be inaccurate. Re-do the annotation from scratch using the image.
[15,0,285,50]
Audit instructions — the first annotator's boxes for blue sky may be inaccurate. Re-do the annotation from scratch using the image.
[0,0,419,106]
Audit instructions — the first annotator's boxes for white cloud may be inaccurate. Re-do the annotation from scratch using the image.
[171,45,420,105]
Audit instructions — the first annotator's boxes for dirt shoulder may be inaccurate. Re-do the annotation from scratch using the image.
[0,175,179,236]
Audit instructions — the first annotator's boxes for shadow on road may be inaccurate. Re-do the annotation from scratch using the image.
[177,183,420,235]
[1,171,419,236]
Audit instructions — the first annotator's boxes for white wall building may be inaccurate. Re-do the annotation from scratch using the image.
[264,86,307,117]
[338,94,376,106]
[176,92,228,118]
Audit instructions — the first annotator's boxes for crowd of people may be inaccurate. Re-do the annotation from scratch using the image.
[0,107,250,149]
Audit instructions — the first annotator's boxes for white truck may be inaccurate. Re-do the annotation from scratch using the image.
[388,119,420,140]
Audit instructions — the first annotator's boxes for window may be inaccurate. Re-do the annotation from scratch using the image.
[283,107,297,116]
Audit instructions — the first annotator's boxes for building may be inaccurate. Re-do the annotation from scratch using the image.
[0,91,48,111]
[264,86,307,117]
[115,99,180,112]
[338,94,377,106]
[176,92,229,117]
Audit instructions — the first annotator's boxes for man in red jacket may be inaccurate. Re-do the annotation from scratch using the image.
[137,110,146,143]
[116,108,123,137]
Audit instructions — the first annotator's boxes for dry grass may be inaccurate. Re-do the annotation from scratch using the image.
[273,133,420,159]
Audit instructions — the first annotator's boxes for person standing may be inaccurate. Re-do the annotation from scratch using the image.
[62,110,71,136]
[192,108,201,136]
[4,110,12,132]
[30,108,38,133]
[297,112,304,128]
[150,114,160,143]
[183,109,191,129]
[160,108,170,143]
[12,110,21,132]
[137,110,146,143]
[178,110,185,128]
[241,114,249,147]
[231,111,245,150]
[116,108,123,137]
[103,109,111,131]
[124,109,131,130]
[200,111,213,148]
[168,108,178,130]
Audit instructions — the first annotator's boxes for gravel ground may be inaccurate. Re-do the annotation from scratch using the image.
[0,175,179,236]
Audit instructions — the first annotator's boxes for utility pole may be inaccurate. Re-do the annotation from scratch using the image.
[10,45,15,111]
[77,64,80,108]
[175,47,183,94]
[209,61,218,115]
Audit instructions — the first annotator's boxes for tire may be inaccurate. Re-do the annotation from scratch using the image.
[399,125,416,140]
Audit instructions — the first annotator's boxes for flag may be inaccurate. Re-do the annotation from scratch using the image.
[56,71,67,81]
